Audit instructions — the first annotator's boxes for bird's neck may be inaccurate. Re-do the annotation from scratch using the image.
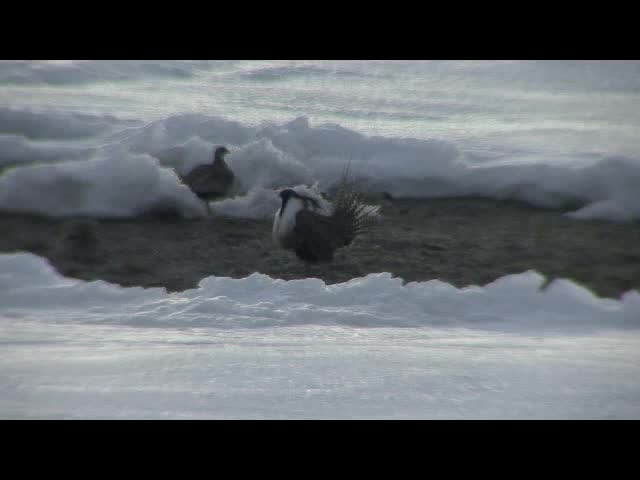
[276,197,303,234]
[273,196,303,245]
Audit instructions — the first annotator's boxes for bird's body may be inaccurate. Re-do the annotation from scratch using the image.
[272,190,333,261]
[182,146,235,215]
[273,175,378,263]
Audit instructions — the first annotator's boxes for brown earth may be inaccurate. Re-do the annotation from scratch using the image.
[1,196,639,298]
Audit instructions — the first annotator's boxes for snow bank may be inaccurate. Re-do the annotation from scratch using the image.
[2,109,640,221]
[1,253,638,331]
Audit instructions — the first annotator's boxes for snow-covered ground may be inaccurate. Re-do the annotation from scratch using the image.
[1,253,639,419]
[1,60,640,221]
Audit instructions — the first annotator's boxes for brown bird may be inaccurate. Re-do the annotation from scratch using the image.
[272,170,379,263]
[182,146,235,216]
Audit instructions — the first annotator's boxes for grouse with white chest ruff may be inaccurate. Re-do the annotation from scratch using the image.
[272,172,379,263]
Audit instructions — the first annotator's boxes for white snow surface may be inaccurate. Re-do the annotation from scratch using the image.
[1,253,639,419]
[1,108,639,221]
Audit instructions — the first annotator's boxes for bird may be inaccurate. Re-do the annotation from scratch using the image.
[181,146,235,216]
[272,169,379,264]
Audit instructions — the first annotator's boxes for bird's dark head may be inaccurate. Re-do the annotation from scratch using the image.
[214,146,230,162]
[279,188,296,201]
[278,188,324,215]
[278,188,297,216]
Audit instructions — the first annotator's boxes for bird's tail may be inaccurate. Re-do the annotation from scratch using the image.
[331,164,380,247]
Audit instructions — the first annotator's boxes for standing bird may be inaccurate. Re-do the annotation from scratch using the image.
[272,171,379,263]
[182,146,235,216]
